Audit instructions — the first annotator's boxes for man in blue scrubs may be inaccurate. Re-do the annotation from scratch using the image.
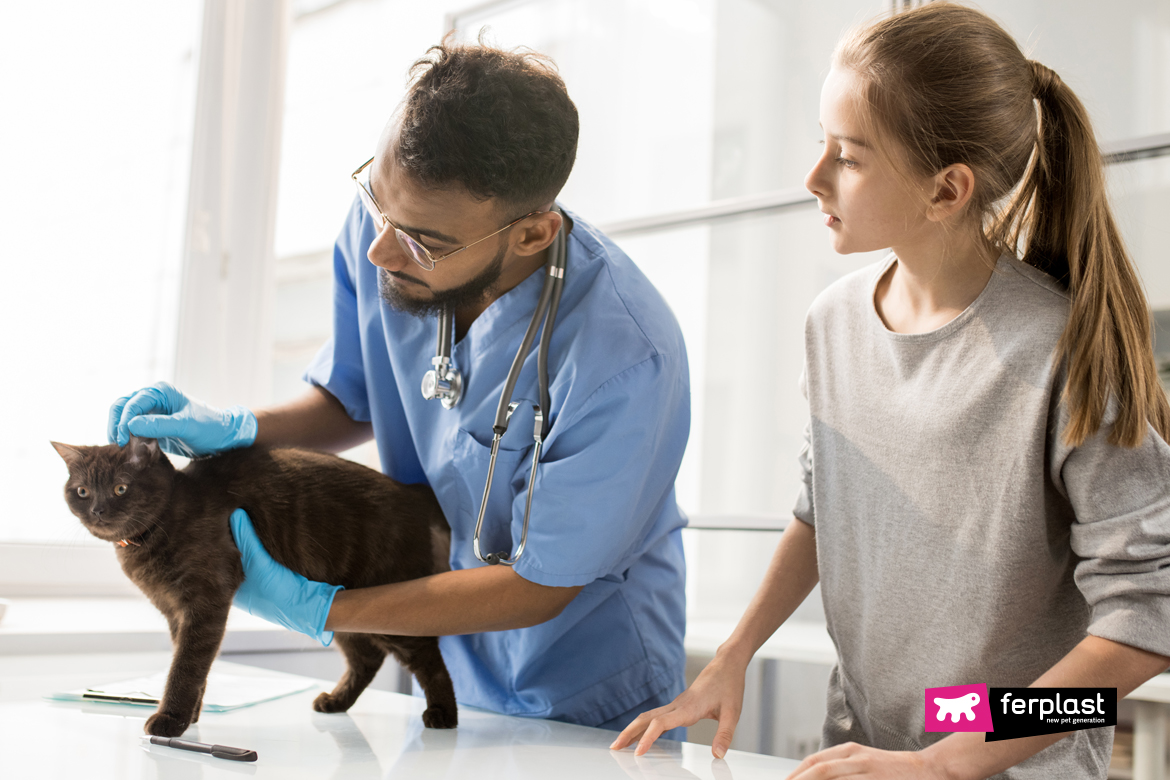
[108,41,689,734]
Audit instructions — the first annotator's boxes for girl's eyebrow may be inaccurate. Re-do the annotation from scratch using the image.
[831,133,869,149]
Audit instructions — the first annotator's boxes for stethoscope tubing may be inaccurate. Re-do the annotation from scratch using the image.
[472,209,567,565]
[492,257,560,434]
[536,258,563,438]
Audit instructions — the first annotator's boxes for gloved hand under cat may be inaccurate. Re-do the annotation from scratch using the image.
[229,508,344,646]
[107,381,258,457]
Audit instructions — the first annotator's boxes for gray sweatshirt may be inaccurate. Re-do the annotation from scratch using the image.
[794,254,1170,778]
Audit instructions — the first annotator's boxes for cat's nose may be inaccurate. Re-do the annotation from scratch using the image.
[91,506,106,519]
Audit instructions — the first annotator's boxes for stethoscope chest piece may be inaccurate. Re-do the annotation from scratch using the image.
[421,355,462,409]
[420,302,463,408]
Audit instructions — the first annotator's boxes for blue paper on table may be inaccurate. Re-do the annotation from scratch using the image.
[46,671,315,712]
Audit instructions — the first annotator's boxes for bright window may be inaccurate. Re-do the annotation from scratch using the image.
[0,1,200,543]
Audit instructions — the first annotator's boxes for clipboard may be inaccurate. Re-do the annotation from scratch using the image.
[46,671,316,712]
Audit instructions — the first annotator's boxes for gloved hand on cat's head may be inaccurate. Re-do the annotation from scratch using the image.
[229,508,344,646]
[107,381,258,458]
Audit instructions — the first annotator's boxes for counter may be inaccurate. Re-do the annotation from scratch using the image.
[0,651,802,779]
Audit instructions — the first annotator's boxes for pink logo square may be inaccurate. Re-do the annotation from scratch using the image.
[925,684,994,733]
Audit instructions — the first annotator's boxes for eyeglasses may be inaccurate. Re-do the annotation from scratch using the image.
[351,157,538,271]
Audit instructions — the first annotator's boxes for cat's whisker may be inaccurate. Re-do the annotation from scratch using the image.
[126,511,174,543]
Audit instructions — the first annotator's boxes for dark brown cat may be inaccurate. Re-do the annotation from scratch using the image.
[51,436,458,736]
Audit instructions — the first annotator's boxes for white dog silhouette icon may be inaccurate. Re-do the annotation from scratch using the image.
[934,692,980,723]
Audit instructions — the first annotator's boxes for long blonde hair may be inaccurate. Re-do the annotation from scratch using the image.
[835,2,1169,448]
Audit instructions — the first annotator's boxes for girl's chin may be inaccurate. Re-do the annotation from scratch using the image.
[829,235,855,255]
[829,233,887,256]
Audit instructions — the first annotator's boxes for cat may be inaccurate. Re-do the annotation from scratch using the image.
[51,436,458,737]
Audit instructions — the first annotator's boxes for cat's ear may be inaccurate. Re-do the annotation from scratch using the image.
[126,436,161,468]
[50,441,83,468]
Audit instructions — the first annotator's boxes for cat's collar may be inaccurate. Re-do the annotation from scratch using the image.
[115,525,156,549]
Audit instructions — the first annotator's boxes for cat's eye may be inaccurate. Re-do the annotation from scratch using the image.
[114,484,128,496]
[76,487,89,498]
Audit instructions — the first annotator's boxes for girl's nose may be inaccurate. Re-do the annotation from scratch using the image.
[800,146,837,199]
[805,150,833,198]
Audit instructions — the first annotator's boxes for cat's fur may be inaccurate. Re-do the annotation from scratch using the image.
[51,436,458,736]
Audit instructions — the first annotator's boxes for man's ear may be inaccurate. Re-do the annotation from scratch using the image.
[50,441,83,468]
[511,209,565,257]
[126,436,161,468]
[925,164,977,223]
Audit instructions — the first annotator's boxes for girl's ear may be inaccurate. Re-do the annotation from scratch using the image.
[925,163,977,223]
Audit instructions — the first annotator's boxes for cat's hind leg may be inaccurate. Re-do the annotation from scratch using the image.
[383,636,457,729]
[313,632,385,713]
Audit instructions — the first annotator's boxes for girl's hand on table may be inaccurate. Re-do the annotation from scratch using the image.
[784,742,951,780]
[610,652,748,758]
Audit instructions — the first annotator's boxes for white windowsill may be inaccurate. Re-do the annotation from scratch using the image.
[6,598,1168,708]
[0,597,320,656]
[685,618,837,666]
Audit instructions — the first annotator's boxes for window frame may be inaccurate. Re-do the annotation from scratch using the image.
[3,0,290,595]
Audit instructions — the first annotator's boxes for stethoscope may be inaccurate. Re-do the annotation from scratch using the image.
[421,210,567,566]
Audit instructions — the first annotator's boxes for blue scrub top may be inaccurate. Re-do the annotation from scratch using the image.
[304,197,690,727]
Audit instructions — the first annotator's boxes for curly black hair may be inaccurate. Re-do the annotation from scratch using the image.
[393,35,579,214]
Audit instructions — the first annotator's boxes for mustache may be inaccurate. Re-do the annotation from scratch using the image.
[385,270,431,289]
[377,244,505,319]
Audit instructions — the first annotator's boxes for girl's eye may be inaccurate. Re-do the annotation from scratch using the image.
[835,156,857,170]
[115,484,128,496]
[77,487,89,498]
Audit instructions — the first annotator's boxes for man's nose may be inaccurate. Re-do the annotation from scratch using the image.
[367,224,412,272]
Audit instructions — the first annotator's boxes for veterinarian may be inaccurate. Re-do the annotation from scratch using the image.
[107,39,690,737]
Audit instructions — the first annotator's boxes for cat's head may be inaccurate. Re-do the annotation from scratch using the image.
[50,437,175,544]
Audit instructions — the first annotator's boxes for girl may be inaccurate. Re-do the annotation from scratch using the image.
[611,3,1170,778]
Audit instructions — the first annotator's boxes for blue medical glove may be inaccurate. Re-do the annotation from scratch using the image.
[229,508,343,646]
[107,381,258,457]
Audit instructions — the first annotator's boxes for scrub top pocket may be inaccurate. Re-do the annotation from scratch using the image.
[445,416,535,569]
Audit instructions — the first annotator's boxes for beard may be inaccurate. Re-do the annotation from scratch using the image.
[378,243,506,318]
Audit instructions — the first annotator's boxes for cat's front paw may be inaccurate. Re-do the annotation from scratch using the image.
[422,705,458,729]
[312,691,354,714]
[145,711,190,737]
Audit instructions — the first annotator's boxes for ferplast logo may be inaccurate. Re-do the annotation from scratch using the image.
[985,688,1117,742]
[925,684,993,733]
[924,686,1117,741]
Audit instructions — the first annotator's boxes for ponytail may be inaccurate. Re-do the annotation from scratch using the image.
[994,61,1170,448]
[837,2,1170,448]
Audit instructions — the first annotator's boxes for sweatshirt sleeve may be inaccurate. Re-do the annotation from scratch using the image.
[793,366,816,526]
[1059,401,1170,656]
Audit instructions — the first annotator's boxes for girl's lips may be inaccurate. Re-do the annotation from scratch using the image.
[823,214,839,227]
